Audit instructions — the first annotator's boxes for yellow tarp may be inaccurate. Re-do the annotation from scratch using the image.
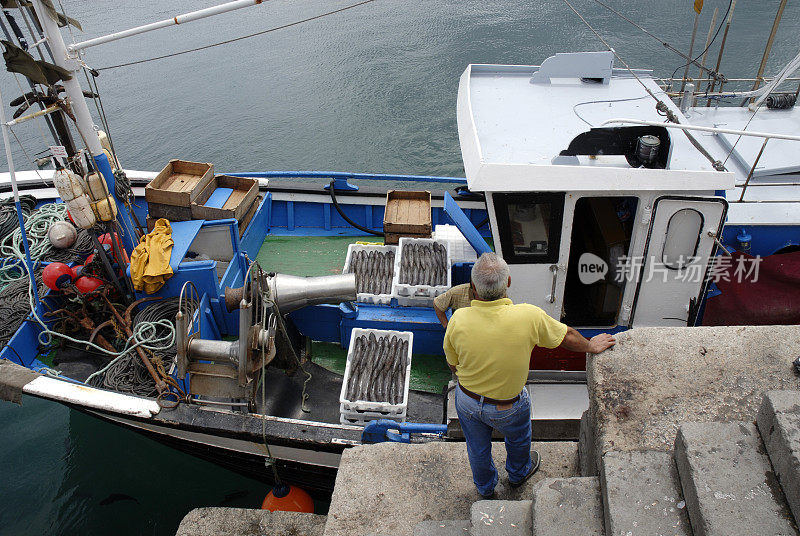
[130,218,174,294]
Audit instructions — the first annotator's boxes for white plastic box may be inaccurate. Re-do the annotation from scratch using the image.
[339,327,414,426]
[342,243,398,305]
[433,224,478,264]
[392,237,451,307]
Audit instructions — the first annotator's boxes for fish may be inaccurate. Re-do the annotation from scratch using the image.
[369,336,388,401]
[380,336,398,401]
[356,334,377,401]
[346,336,365,401]
[394,339,409,404]
[99,493,140,506]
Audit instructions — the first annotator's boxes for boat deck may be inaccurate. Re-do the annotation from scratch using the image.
[255,235,453,394]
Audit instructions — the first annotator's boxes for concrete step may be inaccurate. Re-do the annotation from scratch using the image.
[601,450,691,536]
[412,520,470,536]
[757,390,800,527]
[175,507,326,536]
[471,500,531,536]
[323,441,579,536]
[674,422,796,536]
[531,477,603,536]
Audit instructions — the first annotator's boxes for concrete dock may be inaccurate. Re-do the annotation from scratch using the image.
[176,325,800,536]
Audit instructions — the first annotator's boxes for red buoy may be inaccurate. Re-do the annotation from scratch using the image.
[99,233,129,263]
[74,275,103,294]
[261,483,314,513]
[42,262,73,290]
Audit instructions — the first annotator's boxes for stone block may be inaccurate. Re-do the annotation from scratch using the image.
[531,477,603,536]
[587,325,800,471]
[413,520,469,536]
[601,450,690,536]
[323,441,578,536]
[757,390,800,526]
[470,500,531,536]
[674,422,796,536]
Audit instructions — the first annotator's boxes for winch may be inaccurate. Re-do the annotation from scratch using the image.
[175,262,356,407]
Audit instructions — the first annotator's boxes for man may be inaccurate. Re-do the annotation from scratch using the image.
[443,253,616,498]
[433,282,474,328]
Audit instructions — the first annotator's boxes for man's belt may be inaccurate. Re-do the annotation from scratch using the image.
[458,383,520,405]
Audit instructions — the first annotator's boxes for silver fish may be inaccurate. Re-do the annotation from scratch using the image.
[369,336,388,401]
[347,336,365,401]
[356,333,377,401]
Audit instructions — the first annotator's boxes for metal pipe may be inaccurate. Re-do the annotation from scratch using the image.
[680,11,701,96]
[601,118,800,143]
[69,0,266,52]
[269,273,357,314]
[750,0,788,100]
[708,0,737,104]
[738,138,769,202]
[0,85,39,304]
[5,104,61,126]
[697,7,718,84]
[187,338,238,363]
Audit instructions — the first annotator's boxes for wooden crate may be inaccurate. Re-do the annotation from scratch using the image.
[238,194,262,237]
[383,190,432,237]
[191,175,259,222]
[145,159,214,207]
[384,231,431,245]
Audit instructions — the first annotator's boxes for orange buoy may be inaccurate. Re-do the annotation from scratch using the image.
[261,483,314,513]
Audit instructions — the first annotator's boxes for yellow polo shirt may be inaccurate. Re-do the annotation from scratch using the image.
[443,298,568,400]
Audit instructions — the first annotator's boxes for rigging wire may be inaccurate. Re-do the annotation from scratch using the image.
[561,0,725,171]
[668,0,734,85]
[590,0,726,83]
[95,0,380,72]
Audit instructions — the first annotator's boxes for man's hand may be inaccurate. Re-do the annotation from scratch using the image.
[560,327,617,354]
[588,333,616,354]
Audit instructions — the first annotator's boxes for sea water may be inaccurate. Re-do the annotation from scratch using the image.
[1,1,799,533]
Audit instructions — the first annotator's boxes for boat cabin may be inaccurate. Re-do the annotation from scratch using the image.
[456,52,734,329]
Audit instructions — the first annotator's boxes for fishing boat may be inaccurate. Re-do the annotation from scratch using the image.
[0,0,799,498]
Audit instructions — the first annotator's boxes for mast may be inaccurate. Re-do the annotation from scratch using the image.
[29,0,137,252]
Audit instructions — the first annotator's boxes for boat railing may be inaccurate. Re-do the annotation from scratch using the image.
[228,171,468,192]
[602,118,800,203]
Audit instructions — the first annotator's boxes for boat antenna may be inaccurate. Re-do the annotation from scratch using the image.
[562,0,725,171]
[0,84,41,304]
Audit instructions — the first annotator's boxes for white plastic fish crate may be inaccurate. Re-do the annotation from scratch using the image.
[392,237,451,307]
[433,224,477,264]
[339,407,405,426]
[339,328,413,422]
[342,243,398,305]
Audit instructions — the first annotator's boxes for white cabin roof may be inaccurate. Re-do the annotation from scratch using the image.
[457,52,734,193]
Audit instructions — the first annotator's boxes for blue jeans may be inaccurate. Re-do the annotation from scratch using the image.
[455,385,533,496]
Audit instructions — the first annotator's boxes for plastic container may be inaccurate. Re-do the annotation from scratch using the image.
[433,224,477,264]
[392,237,451,307]
[339,327,413,425]
[342,243,398,305]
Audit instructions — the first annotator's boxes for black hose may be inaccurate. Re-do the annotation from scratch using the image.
[327,180,384,236]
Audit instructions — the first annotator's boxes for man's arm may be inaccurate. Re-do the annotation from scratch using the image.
[434,305,449,328]
[559,326,616,354]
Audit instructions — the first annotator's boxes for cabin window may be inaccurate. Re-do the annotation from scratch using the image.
[493,193,565,264]
[562,196,638,327]
[662,208,703,269]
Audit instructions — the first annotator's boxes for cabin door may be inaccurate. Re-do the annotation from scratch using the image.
[490,192,568,318]
[630,196,728,327]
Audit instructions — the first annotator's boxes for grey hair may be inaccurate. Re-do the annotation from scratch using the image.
[471,253,510,300]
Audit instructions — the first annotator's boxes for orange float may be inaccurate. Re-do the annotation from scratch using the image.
[261,483,314,513]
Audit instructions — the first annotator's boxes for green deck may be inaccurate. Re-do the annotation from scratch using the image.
[256,235,451,394]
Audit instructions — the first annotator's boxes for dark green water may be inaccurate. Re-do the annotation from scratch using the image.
[2,1,800,534]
